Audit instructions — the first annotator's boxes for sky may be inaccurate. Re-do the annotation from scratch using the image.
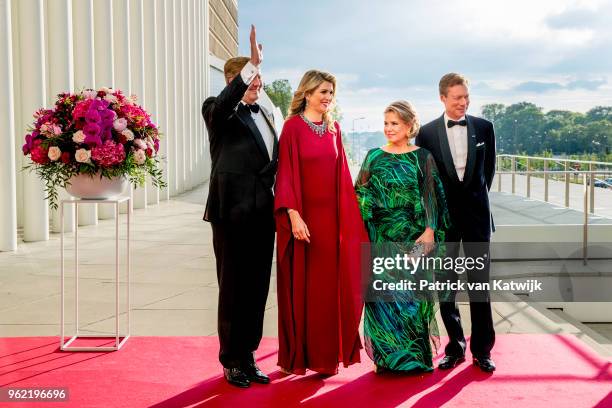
[238,0,612,132]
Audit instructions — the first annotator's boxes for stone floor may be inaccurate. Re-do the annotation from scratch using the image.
[0,183,610,360]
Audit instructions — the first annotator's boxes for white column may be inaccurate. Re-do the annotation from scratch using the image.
[19,0,49,241]
[129,0,147,208]
[166,0,178,196]
[202,0,211,182]
[0,0,17,251]
[185,0,194,190]
[156,0,169,201]
[112,0,131,214]
[190,0,199,186]
[143,0,159,205]
[182,0,191,191]
[193,0,200,185]
[46,0,75,233]
[72,0,97,226]
[93,0,117,220]
[175,0,185,194]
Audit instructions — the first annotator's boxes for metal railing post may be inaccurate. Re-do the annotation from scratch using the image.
[544,159,549,202]
[583,173,588,265]
[565,161,570,207]
[526,158,531,198]
[497,156,502,192]
[511,156,516,194]
[589,163,595,214]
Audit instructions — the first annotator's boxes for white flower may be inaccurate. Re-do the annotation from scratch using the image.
[82,90,97,100]
[75,148,91,163]
[133,138,147,150]
[104,94,118,104]
[48,146,61,161]
[100,87,112,94]
[114,118,128,132]
[72,130,86,143]
[133,149,146,165]
[121,129,134,141]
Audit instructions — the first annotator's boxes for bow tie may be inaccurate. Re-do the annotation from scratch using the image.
[447,119,467,128]
[241,103,260,114]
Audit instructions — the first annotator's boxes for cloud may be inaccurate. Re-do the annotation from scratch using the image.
[513,81,566,93]
[237,0,612,129]
[512,79,606,93]
[566,79,606,90]
[545,5,600,30]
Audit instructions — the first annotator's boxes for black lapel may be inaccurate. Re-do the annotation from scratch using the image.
[463,115,477,186]
[436,114,461,184]
[236,104,270,160]
[261,107,279,162]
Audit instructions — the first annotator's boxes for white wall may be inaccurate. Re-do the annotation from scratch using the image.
[1,0,211,250]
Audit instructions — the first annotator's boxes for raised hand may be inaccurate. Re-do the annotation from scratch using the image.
[249,24,263,66]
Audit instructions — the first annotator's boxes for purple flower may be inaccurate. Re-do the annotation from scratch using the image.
[83,123,102,147]
[22,134,34,154]
[85,109,101,123]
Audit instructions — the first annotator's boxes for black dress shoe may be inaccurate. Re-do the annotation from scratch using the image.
[473,356,496,372]
[438,355,466,370]
[243,362,270,384]
[223,367,250,388]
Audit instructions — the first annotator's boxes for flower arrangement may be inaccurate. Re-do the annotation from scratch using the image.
[22,87,166,208]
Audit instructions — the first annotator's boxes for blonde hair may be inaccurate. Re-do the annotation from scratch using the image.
[224,57,250,84]
[384,100,420,139]
[439,72,469,96]
[288,70,337,133]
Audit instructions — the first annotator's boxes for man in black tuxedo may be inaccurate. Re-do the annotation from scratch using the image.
[201,25,278,388]
[416,73,496,372]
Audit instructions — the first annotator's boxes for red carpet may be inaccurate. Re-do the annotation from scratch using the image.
[0,335,610,407]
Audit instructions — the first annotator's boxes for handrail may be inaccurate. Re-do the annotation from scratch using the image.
[497,154,612,167]
[494,165,612,265]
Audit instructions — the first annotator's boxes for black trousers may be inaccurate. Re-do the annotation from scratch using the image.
[211,214,274,368]
[439,229,496,358]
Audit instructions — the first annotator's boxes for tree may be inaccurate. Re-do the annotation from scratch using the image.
[330,103,343,123]
[481,103,506,124]
[480,101,612,159]
[263,79,292,118]
[586,106,612,122]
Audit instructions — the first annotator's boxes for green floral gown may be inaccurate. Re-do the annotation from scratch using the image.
[355,147,450,372]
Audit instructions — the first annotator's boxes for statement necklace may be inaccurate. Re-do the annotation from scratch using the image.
[300,113,327,137]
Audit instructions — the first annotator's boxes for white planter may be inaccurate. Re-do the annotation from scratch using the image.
[65,173,128,200]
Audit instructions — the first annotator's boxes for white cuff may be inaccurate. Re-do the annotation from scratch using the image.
[240,61,260,85]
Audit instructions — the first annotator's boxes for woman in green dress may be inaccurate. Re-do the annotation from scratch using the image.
[355,100,450,373]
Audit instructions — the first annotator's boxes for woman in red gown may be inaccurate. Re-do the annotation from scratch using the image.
[274,70,368,375]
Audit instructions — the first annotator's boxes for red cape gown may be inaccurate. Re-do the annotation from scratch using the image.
[274,115,368,374]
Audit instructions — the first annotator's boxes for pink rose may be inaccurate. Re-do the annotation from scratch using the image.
[133,149,146,165]
[82,90,97,100]
[104,94,118,104]
[113,118,128,131]
[133,138,147,150]
[48,146,61,161]
[75,148,91,163]
[121,129,134,141]
[72,130,86,143]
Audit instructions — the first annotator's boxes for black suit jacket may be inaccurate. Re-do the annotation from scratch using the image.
[415,114,496,240]
[201,74,279,223]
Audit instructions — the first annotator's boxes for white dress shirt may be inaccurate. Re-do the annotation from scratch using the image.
[444,113,468,181]
[238,62,274,160]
